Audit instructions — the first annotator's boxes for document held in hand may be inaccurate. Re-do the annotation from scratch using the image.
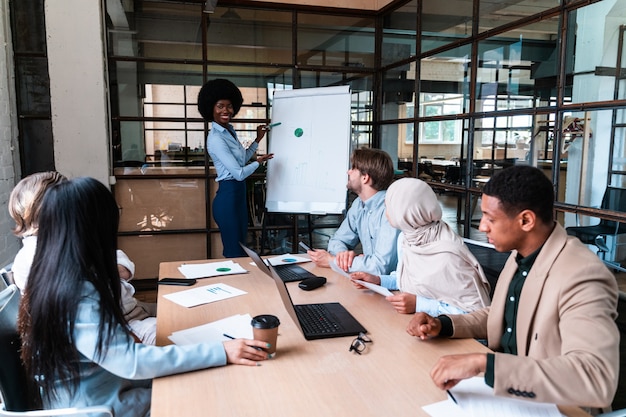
[330,259,393,296]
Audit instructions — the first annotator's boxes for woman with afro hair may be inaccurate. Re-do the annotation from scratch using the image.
[198,79,274,257]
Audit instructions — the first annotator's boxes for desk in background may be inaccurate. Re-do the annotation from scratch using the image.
[153,259,591,417]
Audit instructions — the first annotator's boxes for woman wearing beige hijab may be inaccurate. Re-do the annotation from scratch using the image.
[350,177,491,315]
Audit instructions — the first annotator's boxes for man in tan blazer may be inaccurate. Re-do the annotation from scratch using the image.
[407,165,619,410]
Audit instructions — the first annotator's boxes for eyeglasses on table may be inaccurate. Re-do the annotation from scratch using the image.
[349,332,372,355]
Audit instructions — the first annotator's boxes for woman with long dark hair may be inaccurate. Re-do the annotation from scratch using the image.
[18,177,268,416]
[198,78,274,257]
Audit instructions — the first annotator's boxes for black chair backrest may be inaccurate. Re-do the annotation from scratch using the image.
[0,284,37,411]
[443,165,461,184]
[1,270,14,289]
[600,187,626,232]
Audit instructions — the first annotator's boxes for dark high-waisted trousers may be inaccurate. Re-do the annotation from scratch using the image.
[213,179,247,258]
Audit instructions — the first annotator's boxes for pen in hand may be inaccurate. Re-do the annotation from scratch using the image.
[263,122,282,131]
[446,390,458,404]
[223,333,263,351]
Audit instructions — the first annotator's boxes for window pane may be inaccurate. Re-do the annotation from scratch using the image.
[352,85,374,123]
[416,118,468,187]
[205,65,291,83]
[530,113,557,162]
[422,0,473,53]
[565,2,626,104]
[382,0,417,66]
[473,114,532,163]
[420,44,471,118]
[479,0,559,34]
[108,1,202,60]
[206,8,293,64]
[297,13,375,69]
[352,124,373,149]
[15,56,50,115]
[476,19,559,111]
[558,108,626,231]
[381,122,414,171]
[20,119,54,175]
[111,62,203,120]
[381,62,416,120]
[11,0,46,54]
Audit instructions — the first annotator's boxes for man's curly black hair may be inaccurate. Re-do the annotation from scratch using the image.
[482,165,554,224]
[197,79,244,122]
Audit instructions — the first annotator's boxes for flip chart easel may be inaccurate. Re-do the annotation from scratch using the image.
[265,85,351,215]
[261,85,351,253]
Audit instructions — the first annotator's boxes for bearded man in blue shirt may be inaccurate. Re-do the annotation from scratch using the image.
[308,148,399,275]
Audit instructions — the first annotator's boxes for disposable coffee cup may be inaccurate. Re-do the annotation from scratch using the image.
[251,314,280,358]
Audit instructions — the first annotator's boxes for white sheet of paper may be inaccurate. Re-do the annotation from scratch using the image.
[329,259,352,278]
[163,283,247,308]
[267,254,311,266]
[450,377,562,417]
[353,279,393,297]
[178,260,248,279]
[168,313,254,345]
[329,259,392,296]
[422,399,470,417]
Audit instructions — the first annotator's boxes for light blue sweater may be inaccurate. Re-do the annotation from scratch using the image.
[44,281,227,417]
[326,191,399,275]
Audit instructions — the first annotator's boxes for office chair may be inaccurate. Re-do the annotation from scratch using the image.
[566,187,626,271]
[442,165,461,185]
[0,284,113,417]
[0,269,13,291]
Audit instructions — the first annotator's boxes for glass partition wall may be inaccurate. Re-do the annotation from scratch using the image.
[379,0,626,257]
[106,0,626,279]
[107,2,377,278]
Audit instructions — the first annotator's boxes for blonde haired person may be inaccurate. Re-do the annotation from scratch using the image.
[351,177,491,315]
[9,171,157,344]
[9,171,67,291]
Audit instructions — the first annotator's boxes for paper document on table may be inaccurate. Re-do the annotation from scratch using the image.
[422,398,469,417]
[178,260,248,279]
[329,259,352,278]
[163,283,247,308]
[168,313,253,345]
[267,254,311,266]
[446,377,562,417]
[353,280,393,297]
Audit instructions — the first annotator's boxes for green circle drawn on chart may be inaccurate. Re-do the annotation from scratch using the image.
[216,267,231,272]
[294,128,304,137]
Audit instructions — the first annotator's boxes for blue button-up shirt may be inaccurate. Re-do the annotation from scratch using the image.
[207,122,259,182]
[327,191,399,275]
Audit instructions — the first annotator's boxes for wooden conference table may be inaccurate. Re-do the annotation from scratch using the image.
[152,258,591,417]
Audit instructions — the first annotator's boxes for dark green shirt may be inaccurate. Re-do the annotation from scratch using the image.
[484,246,541,387]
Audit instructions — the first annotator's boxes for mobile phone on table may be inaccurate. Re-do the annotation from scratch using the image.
[298,241,312,252]
[158,278,197,286]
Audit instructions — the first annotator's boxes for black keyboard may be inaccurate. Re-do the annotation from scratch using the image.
[274,264,315,282]
[295,304,342,335]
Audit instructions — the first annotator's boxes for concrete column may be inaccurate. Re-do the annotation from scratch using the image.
[45,0,111,186]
